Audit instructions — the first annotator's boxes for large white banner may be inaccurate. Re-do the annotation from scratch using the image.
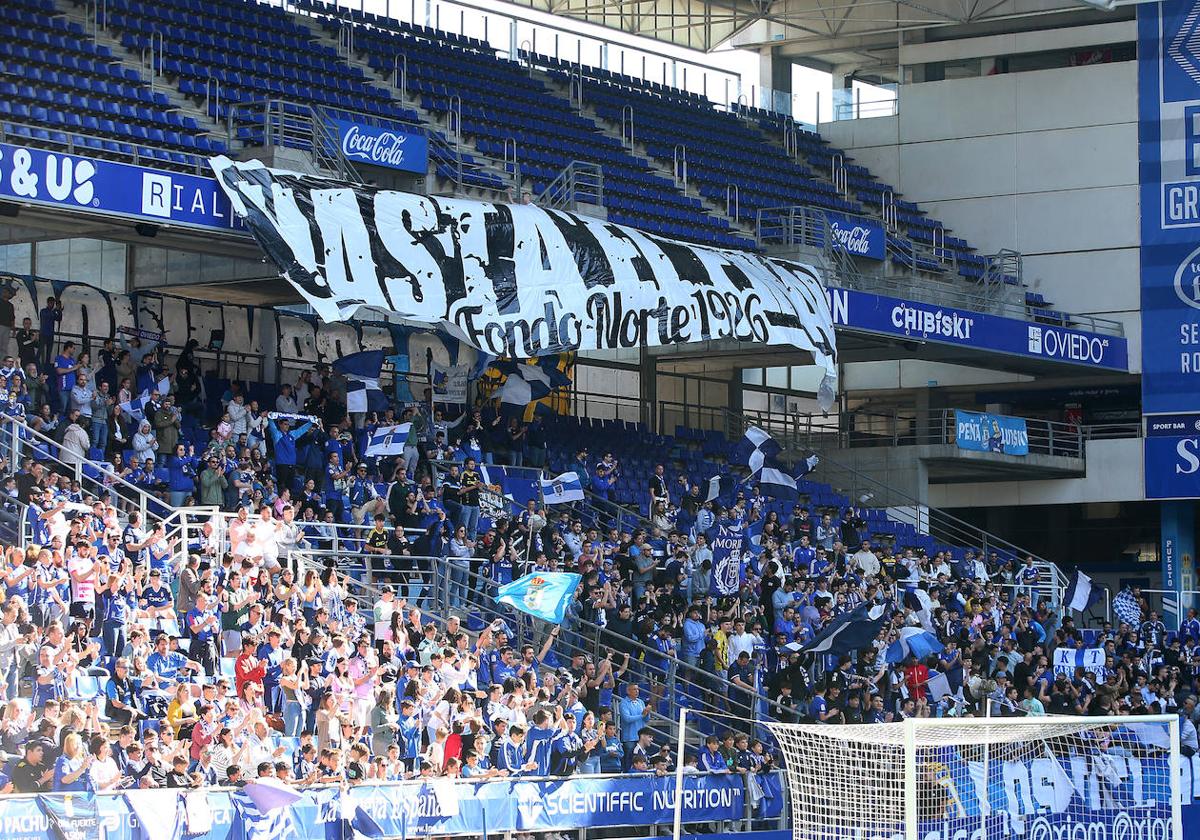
[210,157,838,404]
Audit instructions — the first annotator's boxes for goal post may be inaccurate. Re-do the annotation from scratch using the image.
[766,714,1183,840]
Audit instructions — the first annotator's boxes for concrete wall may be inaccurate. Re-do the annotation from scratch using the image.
[821,60,1140,370]
[927,437,1144,507]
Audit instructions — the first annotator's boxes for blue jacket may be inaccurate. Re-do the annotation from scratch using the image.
[682,617,707,658]
[269,420,311,466]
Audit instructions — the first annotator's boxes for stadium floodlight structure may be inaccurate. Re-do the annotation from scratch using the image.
[764,715,1182,840]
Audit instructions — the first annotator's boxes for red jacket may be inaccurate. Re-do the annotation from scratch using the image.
[235,651,266,696]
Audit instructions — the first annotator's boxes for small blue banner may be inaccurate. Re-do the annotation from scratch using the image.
[331,119,429,174]
[0,143,242,232]
[824,211,886,260]
[954,409,1029,456]
[710,522,746,596]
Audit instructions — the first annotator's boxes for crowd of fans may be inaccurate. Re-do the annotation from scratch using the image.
[0,298,1193,803]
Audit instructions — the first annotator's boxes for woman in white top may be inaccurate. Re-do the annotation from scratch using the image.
[87,735,123,791]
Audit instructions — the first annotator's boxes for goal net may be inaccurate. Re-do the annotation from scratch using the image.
[766,715,1182,840]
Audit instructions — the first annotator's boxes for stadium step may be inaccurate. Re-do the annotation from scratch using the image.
[298,8,517,199]
[538,66,759,238]
[54,0,226,140]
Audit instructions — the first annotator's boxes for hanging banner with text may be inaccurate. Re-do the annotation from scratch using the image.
[954,410,1030,456]
[1138,0,1200,500]
[209,157,839,408]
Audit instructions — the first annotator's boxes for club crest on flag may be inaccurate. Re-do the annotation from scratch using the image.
[523,575,550,613]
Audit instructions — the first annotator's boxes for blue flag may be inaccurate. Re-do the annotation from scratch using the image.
[39,793,101,840]
[801,603,889,656]
[496,572,582,624]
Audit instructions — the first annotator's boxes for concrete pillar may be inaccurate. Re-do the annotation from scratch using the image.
[756,47,793,113]
[638,348,657,433]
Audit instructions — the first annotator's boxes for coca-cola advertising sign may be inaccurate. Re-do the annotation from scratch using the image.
[825,211,885,260]
[331,119,429,174]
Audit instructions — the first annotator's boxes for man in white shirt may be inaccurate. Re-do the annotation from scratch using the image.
[727,619,758,663]
[851,540,880,578]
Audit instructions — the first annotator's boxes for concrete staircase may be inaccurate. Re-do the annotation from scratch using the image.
[536,67,757,238]
[293,10,517,199]
[55,0,227,139]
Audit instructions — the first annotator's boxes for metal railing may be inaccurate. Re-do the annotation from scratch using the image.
[755,205,1124,338]
[309,547,790,751]
[653,402,1072,604]
[226,100,362,181]
[226,99,518,196]
[0,122,218,177]
[538,160,604,209]
[821,409,1086,459]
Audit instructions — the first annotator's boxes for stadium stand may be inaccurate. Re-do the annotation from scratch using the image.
[0,0,225,168]
[0,303,1191,800]
[0,0,1191,822]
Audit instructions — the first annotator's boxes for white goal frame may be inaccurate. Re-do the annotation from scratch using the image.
[763,713,1183,840]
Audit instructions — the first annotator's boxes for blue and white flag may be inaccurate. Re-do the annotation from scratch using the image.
[733,426,782,473]
[230,783,303,840]
[340,794,386,839]
[119,389,153,421]
[539,471,584,504]
[494,360,569,410]
[704,474,737,503]
[1113,587,1142,626]
[801,602,888,656]
[745,517,765,556]
[1064,569,1103,613]
[884,625,944,663]
[38,793,102,840]
[755,466,798,500]
[335,350,388,413]
[796,453,820,478]
[709,522,746,596]
[926,669,953,703]
[1052,646,1107,679]
[497,572,582,624]
[365,423,412,456]
[125,789,186,840]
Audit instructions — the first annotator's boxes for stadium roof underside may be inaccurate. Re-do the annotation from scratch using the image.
[496,0,1120,74]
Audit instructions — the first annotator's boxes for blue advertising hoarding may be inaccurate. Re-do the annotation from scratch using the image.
[0,755,1194,840]
[1138,0,1200,502]
[827,287,1129,372]
[825,211,886,260]
[0,143,243,233]
[331,119,429,174]
[954,409,1030,456]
